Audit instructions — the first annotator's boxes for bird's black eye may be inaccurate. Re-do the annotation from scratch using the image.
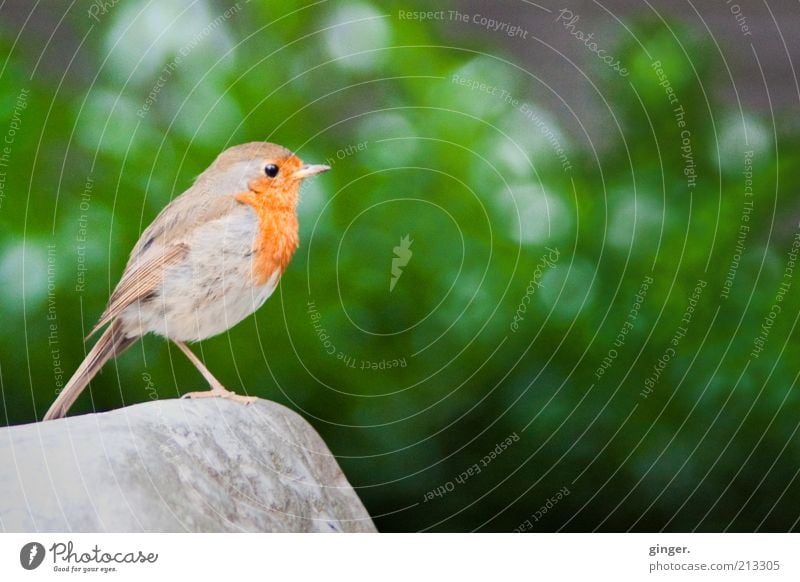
[264,164,279,178]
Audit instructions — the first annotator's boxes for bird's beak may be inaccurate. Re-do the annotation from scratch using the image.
[293,164,331,179]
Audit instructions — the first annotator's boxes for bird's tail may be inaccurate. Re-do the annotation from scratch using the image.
[43,320,136,421]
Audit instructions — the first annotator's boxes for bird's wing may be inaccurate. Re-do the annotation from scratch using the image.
[127,189,241,264]
[88,189,243,338]
[87,243,188,339]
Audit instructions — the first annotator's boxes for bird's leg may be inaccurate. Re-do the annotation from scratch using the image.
[174,341,257,404]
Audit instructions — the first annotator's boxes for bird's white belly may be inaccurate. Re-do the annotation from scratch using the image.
[120,207,280,342]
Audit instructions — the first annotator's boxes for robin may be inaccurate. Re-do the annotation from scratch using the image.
[43,142,329,421]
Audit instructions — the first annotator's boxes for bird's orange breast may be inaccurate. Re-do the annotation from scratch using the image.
[235,191,299,285]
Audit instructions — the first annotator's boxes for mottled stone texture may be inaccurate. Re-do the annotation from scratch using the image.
[0,399,375,532]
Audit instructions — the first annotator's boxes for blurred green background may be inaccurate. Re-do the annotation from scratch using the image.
[1,0,799,531]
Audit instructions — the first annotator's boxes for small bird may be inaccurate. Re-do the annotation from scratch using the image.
[43,142,329,421]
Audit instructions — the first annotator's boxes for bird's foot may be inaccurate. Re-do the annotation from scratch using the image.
[181,386,257,404]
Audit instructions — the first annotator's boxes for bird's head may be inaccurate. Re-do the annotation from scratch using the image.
[203,142,330,211]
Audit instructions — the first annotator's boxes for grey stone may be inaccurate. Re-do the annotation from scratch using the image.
[0,399,375,532]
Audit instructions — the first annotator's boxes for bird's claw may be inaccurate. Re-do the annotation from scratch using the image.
[181,389,257,404]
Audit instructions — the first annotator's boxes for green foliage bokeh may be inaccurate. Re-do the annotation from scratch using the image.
[1,0,799,531]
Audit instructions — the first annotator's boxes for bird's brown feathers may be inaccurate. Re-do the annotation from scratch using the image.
[87,243,189,338]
